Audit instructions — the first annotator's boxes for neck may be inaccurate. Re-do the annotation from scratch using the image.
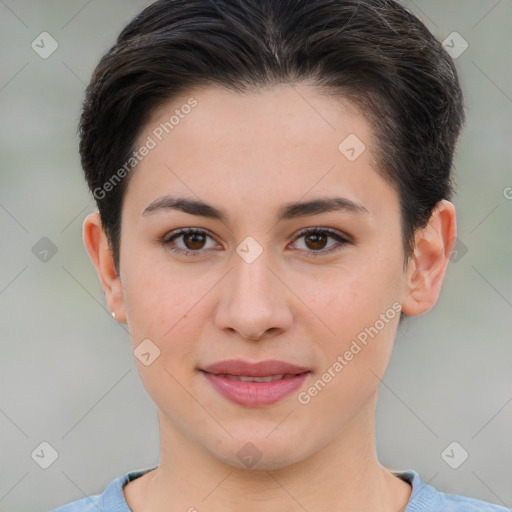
[126,392,411,512]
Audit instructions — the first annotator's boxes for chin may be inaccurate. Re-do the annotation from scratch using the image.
[209,433,310,471]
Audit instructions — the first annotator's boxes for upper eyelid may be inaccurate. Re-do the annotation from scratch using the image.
[295,226,350,240]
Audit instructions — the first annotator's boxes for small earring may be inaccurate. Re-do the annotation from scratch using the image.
[111,311,116,319]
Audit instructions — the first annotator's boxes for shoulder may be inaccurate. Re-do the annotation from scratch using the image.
[437,493,510,512]
[49,466,158,512]
[50,496,102,512]
[49,475,123,512]
[394,469,510,512]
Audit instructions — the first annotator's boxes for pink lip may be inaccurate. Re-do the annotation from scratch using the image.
[200,359,311,407]
[202,358,310,377]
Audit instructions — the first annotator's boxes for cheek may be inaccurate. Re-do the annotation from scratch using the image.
[122,257,209,369]
[297,306,399,433]
[122,263,203,415]
[300,260,400,332]
[122,254,194,336]
[299,253,402,388]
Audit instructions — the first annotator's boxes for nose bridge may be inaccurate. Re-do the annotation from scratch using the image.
[230,241,278,308]
[215,239,292,339]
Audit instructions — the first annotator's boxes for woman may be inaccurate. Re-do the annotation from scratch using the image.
[52,0,508,510]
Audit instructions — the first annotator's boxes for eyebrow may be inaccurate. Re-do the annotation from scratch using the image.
[142,195,369,222]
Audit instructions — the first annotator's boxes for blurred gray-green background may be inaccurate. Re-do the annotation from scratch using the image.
[1,1,511,510]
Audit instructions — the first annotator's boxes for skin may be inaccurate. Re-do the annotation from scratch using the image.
[83,83,456,512]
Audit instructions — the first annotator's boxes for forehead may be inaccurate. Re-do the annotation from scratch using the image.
[124,83,399,225]
[141,83,370,151]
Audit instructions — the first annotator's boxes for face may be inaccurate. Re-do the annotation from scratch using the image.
[114,84,411,469]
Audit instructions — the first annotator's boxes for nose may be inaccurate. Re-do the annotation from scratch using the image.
[213,247,293,341]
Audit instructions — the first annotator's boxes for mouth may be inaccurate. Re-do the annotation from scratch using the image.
[210,373,302,382]
[199,359,312,407]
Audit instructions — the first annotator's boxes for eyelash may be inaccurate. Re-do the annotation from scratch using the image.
[160,227,351,258]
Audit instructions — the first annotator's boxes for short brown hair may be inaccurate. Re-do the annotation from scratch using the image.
[79,0,466,271]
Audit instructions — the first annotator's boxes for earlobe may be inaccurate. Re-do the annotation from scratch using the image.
[82,213,127,323]
[401,200,457,317]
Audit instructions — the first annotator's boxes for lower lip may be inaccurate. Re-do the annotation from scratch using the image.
[201,371,310,407]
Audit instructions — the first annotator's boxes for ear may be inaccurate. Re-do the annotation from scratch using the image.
[401,200,457,316]
[82,213,127,323]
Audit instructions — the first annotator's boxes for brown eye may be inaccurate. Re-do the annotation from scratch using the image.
[182,231,207,250]
[292,227,351,257]
[303,231,328,250]
[162,228,218,256]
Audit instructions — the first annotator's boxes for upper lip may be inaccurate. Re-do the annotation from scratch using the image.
[201,359,310,377]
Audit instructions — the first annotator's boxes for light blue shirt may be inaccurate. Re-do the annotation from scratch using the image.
[51,466,510,511]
